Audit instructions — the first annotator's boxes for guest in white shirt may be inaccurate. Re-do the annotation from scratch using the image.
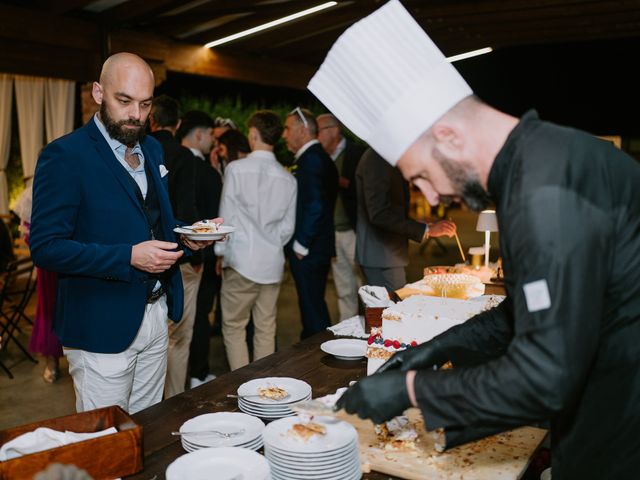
[215,111,297,370]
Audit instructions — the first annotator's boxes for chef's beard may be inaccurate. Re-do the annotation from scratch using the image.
[433,146,491,212]
[100,102,147,148]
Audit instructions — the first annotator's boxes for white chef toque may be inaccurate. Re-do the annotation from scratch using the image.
[308,0,473,166]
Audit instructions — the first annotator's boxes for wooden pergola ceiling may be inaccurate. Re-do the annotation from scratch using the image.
[2,0,640,88]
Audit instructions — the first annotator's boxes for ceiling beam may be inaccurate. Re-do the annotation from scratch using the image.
[157,0,338,39]
[218,3,373,54]
[0,3,315,89]
[190,1,366,47]
[33,0,97,15]
[99,0,184,24]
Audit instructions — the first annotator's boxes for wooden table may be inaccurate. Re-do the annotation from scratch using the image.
[128,331,372,479]
[128,330,542,480]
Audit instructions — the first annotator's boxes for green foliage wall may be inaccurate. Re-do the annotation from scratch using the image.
[177,94,367,166]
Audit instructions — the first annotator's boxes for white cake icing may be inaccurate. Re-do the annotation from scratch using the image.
[366,295,504,375]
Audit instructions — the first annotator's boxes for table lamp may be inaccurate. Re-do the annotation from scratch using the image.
[476,210,498,268]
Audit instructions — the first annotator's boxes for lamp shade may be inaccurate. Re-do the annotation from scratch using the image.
[476,210,498,232]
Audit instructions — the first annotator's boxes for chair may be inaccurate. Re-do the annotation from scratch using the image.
[0,256,38,378]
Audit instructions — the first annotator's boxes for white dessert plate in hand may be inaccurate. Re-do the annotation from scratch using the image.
[173,225,235,241]
[320,339,367,360]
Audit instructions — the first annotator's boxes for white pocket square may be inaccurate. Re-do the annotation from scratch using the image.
[159,165,169,177]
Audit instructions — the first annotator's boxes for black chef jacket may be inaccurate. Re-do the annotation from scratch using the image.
[413,111,640,479]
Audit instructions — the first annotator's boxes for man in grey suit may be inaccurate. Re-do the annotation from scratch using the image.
[356,148,455,292]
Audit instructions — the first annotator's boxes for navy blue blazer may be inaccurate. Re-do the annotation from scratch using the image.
[30,119,183,354]
[287,142,338,260]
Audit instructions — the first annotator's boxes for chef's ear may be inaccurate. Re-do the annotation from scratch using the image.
[431,121,463,155]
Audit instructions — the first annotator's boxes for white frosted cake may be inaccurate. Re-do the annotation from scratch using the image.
[366,295,504,375]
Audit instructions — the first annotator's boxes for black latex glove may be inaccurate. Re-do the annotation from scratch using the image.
[376,339,449,374]
[336,370,411,424]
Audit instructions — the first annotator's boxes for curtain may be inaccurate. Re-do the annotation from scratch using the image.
[14,75,45,180]
[45,78,75,143]
[0,74,13,215]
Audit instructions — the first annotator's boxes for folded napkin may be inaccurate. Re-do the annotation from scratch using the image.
[0,427,117,461]
[327,315,367,339]
[358,285,392,308]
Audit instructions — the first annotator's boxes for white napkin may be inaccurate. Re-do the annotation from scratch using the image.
[327,315,367,339]
[0,427,117,461]
[358,285,392,307]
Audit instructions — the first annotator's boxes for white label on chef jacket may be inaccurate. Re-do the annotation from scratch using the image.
[523,279,551,312]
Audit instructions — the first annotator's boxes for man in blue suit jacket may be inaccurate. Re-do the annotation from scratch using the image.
[30,53,211,414]
[283,108,338,338]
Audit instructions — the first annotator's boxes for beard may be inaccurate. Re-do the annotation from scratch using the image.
[100,102,147,148]
[433,146,492,212]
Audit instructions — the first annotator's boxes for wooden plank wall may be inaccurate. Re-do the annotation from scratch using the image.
[0,4,313,89]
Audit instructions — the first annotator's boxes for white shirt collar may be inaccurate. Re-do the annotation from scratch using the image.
[331,137,347,161]
[294,139,319,160]
[189,147,205,160]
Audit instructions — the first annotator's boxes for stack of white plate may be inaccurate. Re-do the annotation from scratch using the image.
[262,417,361,480]
[237,377,312,420]
[179,412,265,452]
[166,446,271,480]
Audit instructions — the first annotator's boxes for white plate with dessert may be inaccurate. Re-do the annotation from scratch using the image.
[320,339,367,360]
[262,416,357,454]
[174,220,236,241]
[237,377,311,405]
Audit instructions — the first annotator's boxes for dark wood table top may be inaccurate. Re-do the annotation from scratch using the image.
[128,331,388,480]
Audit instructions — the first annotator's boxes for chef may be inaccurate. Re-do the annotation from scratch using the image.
[308,1,640,479]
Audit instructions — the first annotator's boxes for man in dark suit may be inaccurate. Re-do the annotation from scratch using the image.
[356,148,455,292]
[317,113,365,320]
[30,53,210,413]
[177,111,223,388]
[149,97,212,397]
[283,108,338,339]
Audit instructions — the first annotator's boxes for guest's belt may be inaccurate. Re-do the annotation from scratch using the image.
[147,286,165,304]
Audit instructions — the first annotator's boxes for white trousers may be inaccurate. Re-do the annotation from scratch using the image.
[331,229,361,320]
[64,296,168,414]
[165,263,202,398]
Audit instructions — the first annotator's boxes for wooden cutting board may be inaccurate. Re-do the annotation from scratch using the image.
[336,408,547,480]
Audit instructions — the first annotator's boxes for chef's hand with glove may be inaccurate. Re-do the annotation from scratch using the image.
[376,338,449,374]
[335,370,412,424]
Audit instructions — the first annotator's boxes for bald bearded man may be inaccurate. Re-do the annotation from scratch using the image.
[30,53,211,413]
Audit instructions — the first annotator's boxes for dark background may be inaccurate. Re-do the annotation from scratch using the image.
[158,35,640,139]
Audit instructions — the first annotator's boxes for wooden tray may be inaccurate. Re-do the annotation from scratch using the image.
[0,406,143,480]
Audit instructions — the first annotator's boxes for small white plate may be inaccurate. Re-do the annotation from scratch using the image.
[173,225,236,241]
[179,412,264,448]
[320,339,367,360]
